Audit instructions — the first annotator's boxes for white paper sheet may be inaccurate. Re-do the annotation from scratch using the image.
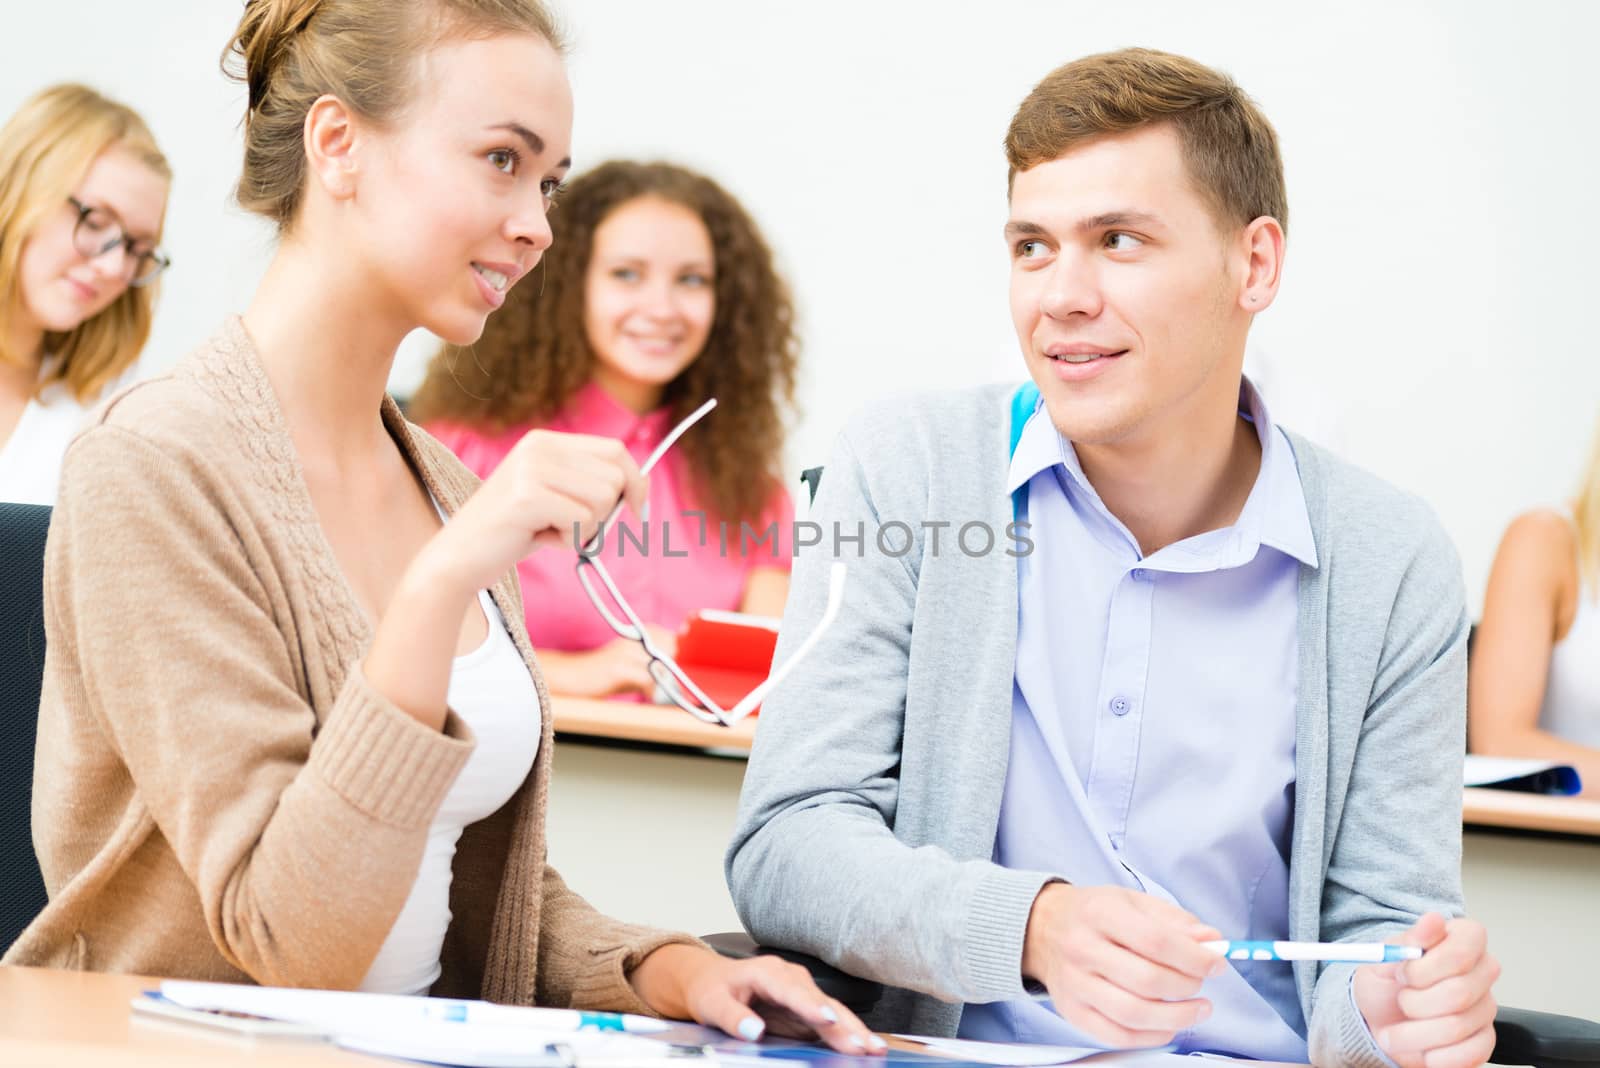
[155,982,676,1066]
[1463,754,1579,789]
[337,1022,671,1067]
[889,1034,1106,1066]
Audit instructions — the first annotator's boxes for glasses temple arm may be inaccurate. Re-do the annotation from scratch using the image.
[725,562,847,723]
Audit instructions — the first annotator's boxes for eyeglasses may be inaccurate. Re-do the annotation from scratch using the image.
[574,399,848,726]
[68,196,171,287]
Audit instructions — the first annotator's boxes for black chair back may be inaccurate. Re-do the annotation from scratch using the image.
[0,502,51,956]
[799,466,824,508]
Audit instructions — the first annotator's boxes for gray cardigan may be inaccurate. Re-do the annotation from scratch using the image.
[726,384,1468,1068]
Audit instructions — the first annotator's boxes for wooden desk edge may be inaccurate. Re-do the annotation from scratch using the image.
[551,695,755,753]
[1463,786,1600,838]
[550,699,1600,839]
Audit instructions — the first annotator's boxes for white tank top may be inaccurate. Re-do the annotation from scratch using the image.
[0,356,139,505]
[358,586,542,995]
[1537,516,1600,747]
[0,374,93,505]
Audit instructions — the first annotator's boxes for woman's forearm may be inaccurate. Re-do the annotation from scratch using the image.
[535,648,597,696]
[364,550,476,731]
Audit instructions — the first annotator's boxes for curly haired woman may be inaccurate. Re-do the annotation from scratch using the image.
[412,161,799,699]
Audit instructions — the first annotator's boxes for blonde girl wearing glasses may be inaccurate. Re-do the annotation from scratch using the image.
[5,0,879,1054]
[0,83,171,504]
[1470,416,1600,796]
[411,161,798,700]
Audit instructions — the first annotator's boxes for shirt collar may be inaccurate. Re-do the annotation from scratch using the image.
[1234,377,1318,568]
[1004,390,1067,495]
[1002,376,1318,569]
[561,381,676,446]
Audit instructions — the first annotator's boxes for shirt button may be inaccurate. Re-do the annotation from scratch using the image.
[1130,567,1150,582]
[1109,695,1132,716]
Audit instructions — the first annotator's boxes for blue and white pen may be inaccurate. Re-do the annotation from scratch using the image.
[420,1002,674,1034]
[1203,940,1421,964]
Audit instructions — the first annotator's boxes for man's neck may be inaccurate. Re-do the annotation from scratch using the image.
[242,239,410,470]
[1073,387,1263,556]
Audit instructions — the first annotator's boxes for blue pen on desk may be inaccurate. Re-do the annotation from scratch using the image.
[423,1001,673,1034]
[1203,940,1421,964]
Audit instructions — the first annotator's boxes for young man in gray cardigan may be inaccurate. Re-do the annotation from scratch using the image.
[726,48,1498,1068]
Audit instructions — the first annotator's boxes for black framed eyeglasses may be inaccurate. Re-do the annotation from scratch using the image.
[68,196,171,287]
[574,398,848,726]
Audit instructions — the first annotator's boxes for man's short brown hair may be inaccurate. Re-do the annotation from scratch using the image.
[1005,48,1288,237]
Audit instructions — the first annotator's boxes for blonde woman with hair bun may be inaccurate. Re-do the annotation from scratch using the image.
[0,83,171,504]
[1470,417,1600,795]
[3,0,879,1053]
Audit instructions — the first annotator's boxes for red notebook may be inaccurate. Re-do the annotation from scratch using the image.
[672,610,781,713]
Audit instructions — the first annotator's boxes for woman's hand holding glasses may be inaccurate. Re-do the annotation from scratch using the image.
[425,429,647,596]
[365,430,646,728]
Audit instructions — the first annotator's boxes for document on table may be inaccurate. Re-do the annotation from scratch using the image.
[881,1043,1278,1068]
[1463,755,1581,794]
[147,982,692,1067]
[889,1034,1105,1066]
[334,1022,672,1066]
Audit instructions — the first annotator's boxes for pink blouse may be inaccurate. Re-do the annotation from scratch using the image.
[426,383,793,653]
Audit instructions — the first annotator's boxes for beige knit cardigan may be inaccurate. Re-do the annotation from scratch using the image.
[3,317,699,1007]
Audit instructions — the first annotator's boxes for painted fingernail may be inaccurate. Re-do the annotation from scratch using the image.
[819,1004,839,1024]
[738,1017,765,1041]
[868,1035,888,1051]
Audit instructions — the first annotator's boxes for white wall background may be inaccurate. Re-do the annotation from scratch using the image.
[6,0,1598,606]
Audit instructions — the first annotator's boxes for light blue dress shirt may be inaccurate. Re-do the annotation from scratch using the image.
[958,380,1318,1061]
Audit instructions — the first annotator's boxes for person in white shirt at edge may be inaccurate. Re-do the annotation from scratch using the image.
[1471,413,1600,795]
[0,83,172,505]
[728,48,1499,1068]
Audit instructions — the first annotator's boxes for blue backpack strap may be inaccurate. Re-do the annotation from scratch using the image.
[1008,382,1041,521]
[1009,381,1040,459]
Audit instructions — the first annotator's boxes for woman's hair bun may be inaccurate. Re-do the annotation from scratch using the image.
[222,0,324,114]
